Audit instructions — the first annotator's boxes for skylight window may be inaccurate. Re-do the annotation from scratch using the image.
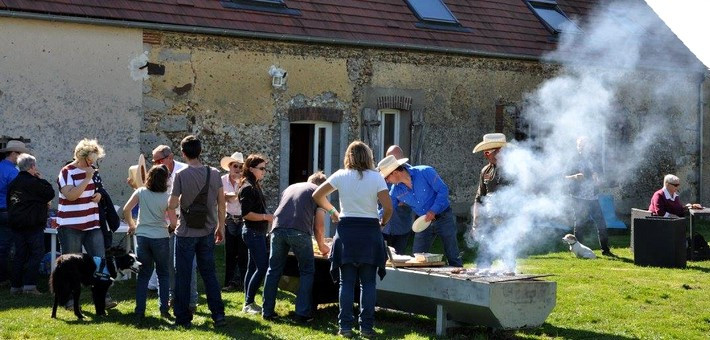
[526,0,581,34]
[222,0,300,15]
[405,0,459,24]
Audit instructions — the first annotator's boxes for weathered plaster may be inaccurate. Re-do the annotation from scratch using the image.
[0,17,143,203]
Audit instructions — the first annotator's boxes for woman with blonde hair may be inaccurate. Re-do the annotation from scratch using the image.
[57,139,106,257]
[312,141,392,338]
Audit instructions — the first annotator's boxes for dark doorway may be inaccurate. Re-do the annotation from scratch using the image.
[289,123,314,184]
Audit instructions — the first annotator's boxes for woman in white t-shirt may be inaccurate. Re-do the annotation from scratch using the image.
[312,141,392,338]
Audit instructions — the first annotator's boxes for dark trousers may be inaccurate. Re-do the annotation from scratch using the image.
[11,228,44,288]
[224,218,247,287]
[0,212,13,283]
[383,232,410,255]
[573,197,610,252]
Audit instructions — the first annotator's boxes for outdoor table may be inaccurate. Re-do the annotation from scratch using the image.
[44,221,136,276]
[687,207,710,261]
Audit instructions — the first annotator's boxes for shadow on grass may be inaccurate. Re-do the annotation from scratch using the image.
[518,323,637,340]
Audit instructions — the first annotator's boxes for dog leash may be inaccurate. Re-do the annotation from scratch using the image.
[115,232,128,246]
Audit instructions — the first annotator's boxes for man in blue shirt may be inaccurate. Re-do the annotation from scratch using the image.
[381,146,412,255]
[377,155,462,267]
[0,140,30,286]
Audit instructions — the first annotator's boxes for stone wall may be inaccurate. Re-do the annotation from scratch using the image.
[140,30,704,219]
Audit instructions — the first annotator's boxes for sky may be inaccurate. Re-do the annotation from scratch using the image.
[644,0,710,69]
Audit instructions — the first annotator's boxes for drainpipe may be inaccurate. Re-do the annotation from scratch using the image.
[699,71,707,202]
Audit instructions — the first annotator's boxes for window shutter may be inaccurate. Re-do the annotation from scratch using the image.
[410,108,424,165]
[362,108,381,156]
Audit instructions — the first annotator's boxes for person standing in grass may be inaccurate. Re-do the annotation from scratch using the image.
[7,154,54,295]
[219,151,248,292]
[261,171,330,323]
[124,165,177,320]
[168,135,226,328]
[0,140,29,288]
[239,154,273,315]
[313,141,392,338]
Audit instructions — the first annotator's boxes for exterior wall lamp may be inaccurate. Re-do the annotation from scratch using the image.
[268,65,287,88]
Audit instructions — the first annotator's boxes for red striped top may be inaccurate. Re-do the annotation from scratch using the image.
[56,165,99,231]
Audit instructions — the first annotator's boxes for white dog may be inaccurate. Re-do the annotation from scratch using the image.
[562,234,596,259]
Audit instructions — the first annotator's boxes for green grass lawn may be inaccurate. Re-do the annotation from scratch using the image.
[1,226,708,339]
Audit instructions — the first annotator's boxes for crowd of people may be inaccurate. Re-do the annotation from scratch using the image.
[0,132,698,337]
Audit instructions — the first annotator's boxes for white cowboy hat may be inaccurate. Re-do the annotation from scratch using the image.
[128,154,148,187]
[0,140,31,154]
[377,155,409,178]
[473,133,507,153]
[220,152,245,171]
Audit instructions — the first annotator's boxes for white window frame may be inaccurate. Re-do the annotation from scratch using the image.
[291,120,333,177]
[377,109,401,160]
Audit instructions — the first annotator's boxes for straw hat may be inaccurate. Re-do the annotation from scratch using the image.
[377,155,409,178]
[0,140,31,154]
[128,154,148,187]
[220,152,245,171]
[472,133,507,153]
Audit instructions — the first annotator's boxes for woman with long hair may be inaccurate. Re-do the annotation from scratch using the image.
[123,165,177,320]
[312,141,392,338]
[238,154,273,314]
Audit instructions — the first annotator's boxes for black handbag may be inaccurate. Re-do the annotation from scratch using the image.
[181,167,210,229]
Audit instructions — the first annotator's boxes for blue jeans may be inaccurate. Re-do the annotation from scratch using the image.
[0,212,12,282]
[174,234,225,325]
[168,234,197,305]
[339,263,377,332]
[135,236,170,315]
[10,229,44,288]
[262,228,315,317]
[412,209,462,267]
[58,227,105,257]
[242,227,268,305]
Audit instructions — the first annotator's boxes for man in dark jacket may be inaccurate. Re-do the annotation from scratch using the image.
[7,154,55,295]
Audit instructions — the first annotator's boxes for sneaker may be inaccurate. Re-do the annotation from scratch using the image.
[337,329,353,338]
[23,288,42,296]
[242,303,262,315]
[361,329,376,338]
[214,318,227,328]
[292,314,314,324]
[105,298,118,309]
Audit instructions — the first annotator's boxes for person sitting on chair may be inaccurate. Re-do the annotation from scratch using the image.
[648,174,701,217]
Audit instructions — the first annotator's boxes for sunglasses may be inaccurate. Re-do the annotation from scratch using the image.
[669,182,680,187]
[153,157,166,164]
[231,163,243,170]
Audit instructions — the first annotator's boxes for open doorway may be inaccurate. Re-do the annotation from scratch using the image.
[288,121,332,185]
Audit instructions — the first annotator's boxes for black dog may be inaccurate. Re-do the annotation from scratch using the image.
[50,247,141,319]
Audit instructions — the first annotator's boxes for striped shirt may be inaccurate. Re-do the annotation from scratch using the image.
[56,164,99,231]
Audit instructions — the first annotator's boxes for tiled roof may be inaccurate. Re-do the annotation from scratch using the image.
[0,0,699,64]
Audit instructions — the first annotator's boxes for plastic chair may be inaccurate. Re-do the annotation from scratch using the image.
[598,194,627,230]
